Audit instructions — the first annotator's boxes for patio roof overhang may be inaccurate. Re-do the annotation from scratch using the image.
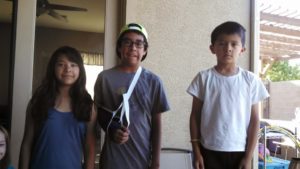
[260,2,300,63]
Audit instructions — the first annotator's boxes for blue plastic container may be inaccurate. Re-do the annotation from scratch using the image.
[258,157,290,169]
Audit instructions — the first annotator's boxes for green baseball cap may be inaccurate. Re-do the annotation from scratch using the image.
[119,23,148,41]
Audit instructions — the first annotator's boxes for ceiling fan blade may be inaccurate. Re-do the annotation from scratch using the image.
[48,10,68,22]
[48,4,87,12]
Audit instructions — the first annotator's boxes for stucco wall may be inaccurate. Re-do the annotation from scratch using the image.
[269,80,300,120]
[126,0,251,149]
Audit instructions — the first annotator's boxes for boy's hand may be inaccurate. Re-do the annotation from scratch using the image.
[112,126,129,144]
[194,154,205,169]
[238,157,251,169]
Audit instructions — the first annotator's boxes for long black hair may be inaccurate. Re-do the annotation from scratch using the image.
[0,126,10,169]
[28,46,93,127]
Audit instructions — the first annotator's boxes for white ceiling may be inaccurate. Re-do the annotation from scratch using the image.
[0,0,105,33]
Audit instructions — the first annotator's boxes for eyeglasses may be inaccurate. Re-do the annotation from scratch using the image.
[121,38,145,49]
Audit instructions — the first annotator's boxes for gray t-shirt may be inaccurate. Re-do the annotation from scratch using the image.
[94,67,170,169]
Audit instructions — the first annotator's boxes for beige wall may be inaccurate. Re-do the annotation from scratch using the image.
[11,0,36,166]
[126,0,251,149]
[269,80,300,120]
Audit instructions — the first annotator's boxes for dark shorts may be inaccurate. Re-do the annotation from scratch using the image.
[200,144,245,169]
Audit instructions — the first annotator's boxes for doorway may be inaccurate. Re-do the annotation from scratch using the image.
[0,0,16,133]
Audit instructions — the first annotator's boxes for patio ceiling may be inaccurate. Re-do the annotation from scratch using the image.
[259,1,300,63]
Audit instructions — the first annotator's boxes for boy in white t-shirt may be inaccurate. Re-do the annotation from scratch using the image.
[187,21,269,169]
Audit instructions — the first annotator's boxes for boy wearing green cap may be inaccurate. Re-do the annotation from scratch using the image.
[94,23,170,169]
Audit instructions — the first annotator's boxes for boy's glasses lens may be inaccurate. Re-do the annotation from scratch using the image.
[122,39,145,48]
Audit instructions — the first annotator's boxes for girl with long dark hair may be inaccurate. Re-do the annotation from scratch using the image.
[19,46,96,169]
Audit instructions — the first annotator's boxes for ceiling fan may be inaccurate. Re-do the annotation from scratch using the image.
[36,0,88,22]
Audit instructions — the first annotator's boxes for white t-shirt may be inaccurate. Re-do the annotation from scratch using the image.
[187,67,269,151]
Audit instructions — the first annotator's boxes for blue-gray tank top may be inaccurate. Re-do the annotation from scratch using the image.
[30,108,86,169]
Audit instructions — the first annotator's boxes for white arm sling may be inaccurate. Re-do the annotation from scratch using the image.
[105,66,142,131]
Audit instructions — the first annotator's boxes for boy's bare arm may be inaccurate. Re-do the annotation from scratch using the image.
[150,112,162,169]
[240,103,260,168]
[19,108,35,169]
[84,105,97,169]
[190,96,204,169]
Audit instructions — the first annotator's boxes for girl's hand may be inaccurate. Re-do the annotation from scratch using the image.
[112,126,129,144]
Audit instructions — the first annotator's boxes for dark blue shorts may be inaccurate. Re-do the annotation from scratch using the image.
[200,144,245,169]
